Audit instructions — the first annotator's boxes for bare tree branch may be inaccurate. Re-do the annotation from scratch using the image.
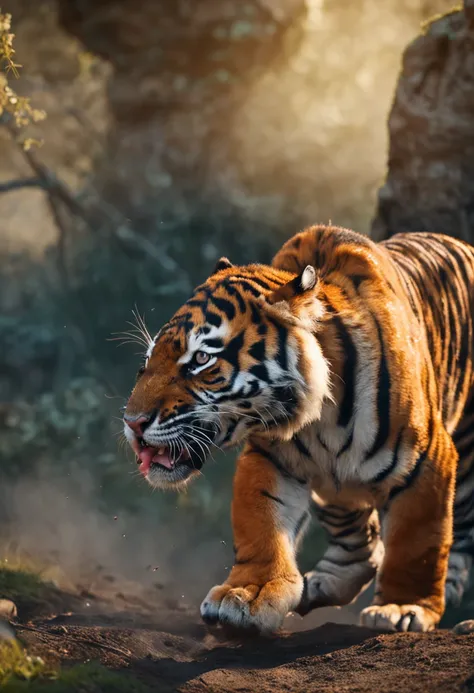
[0,114,185,279]
[0,177,45,193]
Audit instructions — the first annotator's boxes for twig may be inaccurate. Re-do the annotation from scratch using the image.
[12,622,133,659]
[19,143,97,226]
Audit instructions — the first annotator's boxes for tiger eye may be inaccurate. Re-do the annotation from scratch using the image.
[195,351,210,365]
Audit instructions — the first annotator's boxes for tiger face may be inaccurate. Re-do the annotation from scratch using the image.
[123,258,330,489]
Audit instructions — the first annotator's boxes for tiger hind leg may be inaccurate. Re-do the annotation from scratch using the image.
[447,441,474,635]
[447,407,474,607]
[296,501,384,615]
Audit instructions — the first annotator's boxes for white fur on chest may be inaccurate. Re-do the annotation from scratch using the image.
[275,416,409,504]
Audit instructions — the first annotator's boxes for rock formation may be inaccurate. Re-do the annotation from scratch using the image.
[372,1,474,244]
[57,0,308,237]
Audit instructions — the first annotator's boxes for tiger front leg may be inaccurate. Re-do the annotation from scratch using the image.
[361,430,456,632]
[200,445,310,634]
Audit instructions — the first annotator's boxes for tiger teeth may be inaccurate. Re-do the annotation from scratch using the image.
[157,446,166,454]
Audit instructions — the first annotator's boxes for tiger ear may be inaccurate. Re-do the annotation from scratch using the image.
[213,257,234,274]
[267,265,318,305]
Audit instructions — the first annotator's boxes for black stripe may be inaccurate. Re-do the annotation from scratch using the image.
[293,435,311,457]
[183,385,205,403]
[316,510,364,528]
[452,516,474,533]
[315,506,364,522]
[294,511,309,539]
[456,458,474,484]
[317,433,330,452]
[260,489,285,505]
[267,316,288,371]
[331,525,362,539]
[221,330,245,368]
[364,315,391,460]
[454,491,474,513]
[272,384,299,417]
[206,311,222,327]
[371,428,404,484]
[455,432,474,457]
[249,362,269,381]
[349,274,368,289]
[222,418,238,444]
[203,338,223,349]
[330,538,373,553]
[225,283,247,313]
[186,299,206,309]
[229,279,262,298]
[249,340,266,362]
[203,376,226,385]
[210,296,236,320]
[324,307,356,429]
[319,555,371,568]
[233,275,274,292]
[250,444,307,485]
[388,446,426,501]
[336,427,354,458]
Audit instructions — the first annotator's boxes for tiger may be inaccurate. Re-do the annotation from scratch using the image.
[123,224,474,634]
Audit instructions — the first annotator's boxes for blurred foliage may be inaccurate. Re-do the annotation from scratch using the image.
[0,568,47,612]
[0,11,45,129]
[0,566,77,621]
[0,232,242,536]
[0,641,51,687]
[0,565,147,691]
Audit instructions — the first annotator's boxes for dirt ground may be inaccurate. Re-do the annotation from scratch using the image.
[8,580,474,693]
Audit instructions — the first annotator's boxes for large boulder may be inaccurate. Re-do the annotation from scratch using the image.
[372,1,474,243]
[56,0,448,246]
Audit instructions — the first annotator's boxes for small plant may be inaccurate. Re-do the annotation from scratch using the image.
[0,640,52,686]
[0,641,149,691]
[0,564,82,622]
[0,567,47,613]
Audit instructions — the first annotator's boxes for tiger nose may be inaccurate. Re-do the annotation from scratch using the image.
[124,412,156,436]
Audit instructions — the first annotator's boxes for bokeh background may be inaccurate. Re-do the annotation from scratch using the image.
[1,0,471,629]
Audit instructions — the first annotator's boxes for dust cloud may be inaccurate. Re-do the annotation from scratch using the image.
[0,465,233,617]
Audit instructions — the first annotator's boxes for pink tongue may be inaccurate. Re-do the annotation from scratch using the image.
[138,447,174,476]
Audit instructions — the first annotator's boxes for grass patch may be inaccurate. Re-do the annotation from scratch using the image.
[0,640,148,692]
[0,640,51,686]
[0,568,45,609]
[0,562,82,621]
[0,567,57,620]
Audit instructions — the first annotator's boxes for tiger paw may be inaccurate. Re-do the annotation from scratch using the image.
[296,562,379,615]
[200,575,303,635]
[360,604,438,632]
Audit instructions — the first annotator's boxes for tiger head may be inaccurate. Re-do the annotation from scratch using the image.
[123,257,331,489]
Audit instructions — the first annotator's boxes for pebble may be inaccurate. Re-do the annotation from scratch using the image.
[0,600,17,619]
[453,620,474,635]
[0,620,15,641]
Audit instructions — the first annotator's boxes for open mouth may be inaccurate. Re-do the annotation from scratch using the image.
[136,441,195,477]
